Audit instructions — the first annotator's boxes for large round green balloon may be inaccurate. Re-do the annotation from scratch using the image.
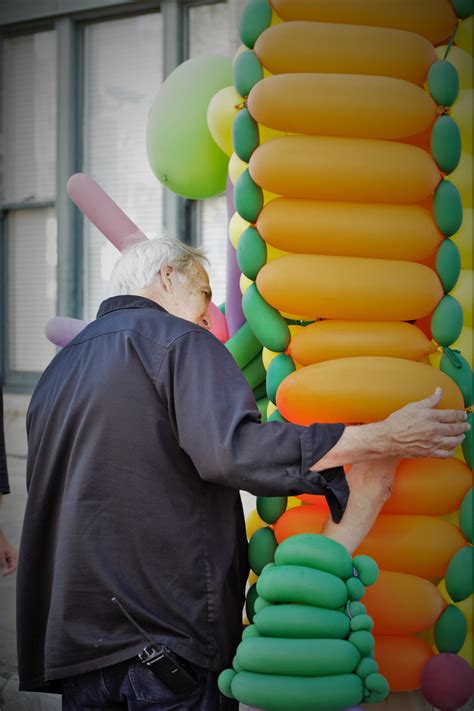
[146,56,232,199]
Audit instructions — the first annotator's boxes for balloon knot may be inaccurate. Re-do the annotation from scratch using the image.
[234,101,248,110]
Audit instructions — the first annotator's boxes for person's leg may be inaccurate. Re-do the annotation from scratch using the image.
[123,660,239,711]
[62,659,131,710]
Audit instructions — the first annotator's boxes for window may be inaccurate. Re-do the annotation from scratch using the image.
[82,12,163,322]
[2,30,57,376]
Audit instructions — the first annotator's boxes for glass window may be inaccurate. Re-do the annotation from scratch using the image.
[188,2,231,306]
[2,30,57,374]
[82,12,163,322]
[8,209,57,371]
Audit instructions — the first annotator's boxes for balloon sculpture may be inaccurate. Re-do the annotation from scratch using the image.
[47,0,473,708]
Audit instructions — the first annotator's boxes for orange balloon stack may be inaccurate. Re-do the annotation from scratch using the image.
[231,0,473,697]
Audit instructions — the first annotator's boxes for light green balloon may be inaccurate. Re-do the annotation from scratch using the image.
[146,56,232,199]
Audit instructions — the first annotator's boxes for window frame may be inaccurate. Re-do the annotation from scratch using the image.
[0,0,224,392]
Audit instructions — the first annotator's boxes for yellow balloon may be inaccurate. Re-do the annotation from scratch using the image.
[229,152,248,185]
[240,273,253,294]
[450,269,473,326]
[454,444,466,462]
[458,629,473,665]
[271,8,283,26]
[246,508,265,539]
[263,189,279,205]
[288,325,305,340]
[267,244,289,262]
[228,210,249,248]
[456,16,473,56]
[450,152,473,207]
[260,125,286,143]
[452,208,473,269]
[262,347,279,370]
[287,496,302,510]
[207,86,242,157]
[436,45,473,89]
[266,400,277,417]
[248,570,258,586]
[452,326,473,368]
[441,510,460,526]
[451,90,473,155]
[429,349,442,369]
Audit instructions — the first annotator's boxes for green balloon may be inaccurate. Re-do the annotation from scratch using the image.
[266,353,296,404]
[239,0,272,49]
[231,671,364,711]
[245,582,259,623]
[445,546,474,602]
[248,526,278,575]
[268,408,287,422]
[146,56,231,199]
[433,180,463,236]
[253,381,267,400]
[253,595,272,614]
[440,349,472,407]
[348,630,375,657]
[459,487,473,544]
[346,577,366,601]
[233,50,264,97]
[349,601,367,617]
[254,603,351,639]
[233,108,260,163]
[451,0,474,19]
[234,168,264,223]
[275,533,354,580]
[463,412,473,468]
[225,321,261,369]
[365,672,389,701]
[236,637,361,676]
[242,283,291,352]
[351,614,374,633]
[237,226,267,280]
[256,396,269,420]
[356,657,378,680]
[353,555,379,587]
[427,60,460,106]
[436,239,461,293]
[257,563,348,609]
[242,624,261,639]
[431,295,463,346]
[242,351,266,390]
[435,604,467,653]
[257,495,287,524]
[218,668,236,699]
[431,116,461,174]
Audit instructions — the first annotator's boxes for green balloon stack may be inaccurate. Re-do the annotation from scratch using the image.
[218,534,389,710]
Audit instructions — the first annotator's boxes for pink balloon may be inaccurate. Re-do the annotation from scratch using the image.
[67,173,147,252]
[208,302,229,343]
[45,317,88,347]
[421,654,474,711]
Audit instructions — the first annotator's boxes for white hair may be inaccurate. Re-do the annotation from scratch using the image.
[108,237,208,296]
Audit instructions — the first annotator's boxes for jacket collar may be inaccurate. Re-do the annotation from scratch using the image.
[97,295,168,318]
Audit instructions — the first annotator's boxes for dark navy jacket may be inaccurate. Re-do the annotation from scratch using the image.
[17,296,348,692]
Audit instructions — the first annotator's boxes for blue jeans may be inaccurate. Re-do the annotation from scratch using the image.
[61,657,238,710]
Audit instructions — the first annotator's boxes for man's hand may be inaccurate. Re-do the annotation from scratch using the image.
[381,387,468,459]
[311,388,469,470]
[0,530,18,575]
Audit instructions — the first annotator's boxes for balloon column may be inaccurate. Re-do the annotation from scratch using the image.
[204,0,473,706]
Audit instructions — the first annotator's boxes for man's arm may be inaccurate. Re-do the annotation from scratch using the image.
[311,388,468,471]
[322,457,399,554]
[0,495,18,576]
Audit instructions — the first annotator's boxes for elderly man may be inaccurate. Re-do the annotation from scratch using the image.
[17,237,468,711]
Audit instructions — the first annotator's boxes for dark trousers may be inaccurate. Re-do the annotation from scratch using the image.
[61,657,239,711]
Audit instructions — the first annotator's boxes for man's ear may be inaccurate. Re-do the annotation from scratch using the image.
[160,265,174,293]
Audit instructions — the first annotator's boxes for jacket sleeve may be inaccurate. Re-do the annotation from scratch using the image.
[157,329,349,522]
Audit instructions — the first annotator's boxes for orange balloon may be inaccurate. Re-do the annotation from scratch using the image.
[277,357,464,425]
[355,514,466,578]
[273,505,327,544]
[271,0,457,45]
[248,74,437,139]
[256,198,442,261]
[399,125,433,152]
[381,458,473,515]
[257,255,443,321]
[288,322,437,366]
[249,136,441,203]
[374,636,434,692]
[364,571,446,635]
[254,22,436,85]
